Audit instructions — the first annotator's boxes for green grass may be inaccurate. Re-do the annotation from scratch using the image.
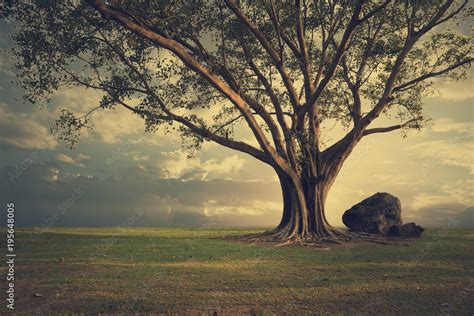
[2,227,473,315]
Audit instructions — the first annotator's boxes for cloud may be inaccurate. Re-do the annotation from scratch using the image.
[0,103,57,149]
[429,79,474,101]
[409,125,474,174]
[77,153,91,161]
[91,108,145,144]
[406,178,474,210]
[404,204,474,228]
[429,118,474,133]
[0,162,281,228]
[4,160,470,229]
[0,54,15,78]
[53,88,150,145]
[418,141,474,173]
[4,162,60,184]
[161,150,246,180]
[202,199,280,217]
[56,153,85,168]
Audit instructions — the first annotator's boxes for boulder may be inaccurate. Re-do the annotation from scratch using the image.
[388,224,401,236]
[399,222,424,237]
[342,192,402,235]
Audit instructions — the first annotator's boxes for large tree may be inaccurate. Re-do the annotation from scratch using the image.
[2,0,472,242]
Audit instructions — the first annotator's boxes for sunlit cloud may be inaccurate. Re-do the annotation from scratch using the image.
[429,118,474,133]
[160,150,246,180]
[56,153,85,168]
[429,79,474,101]
[410,140,474,174]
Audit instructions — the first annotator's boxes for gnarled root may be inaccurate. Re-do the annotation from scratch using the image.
[228,227,411,248]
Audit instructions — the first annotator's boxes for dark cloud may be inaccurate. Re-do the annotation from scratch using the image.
[0,163,281,228]
[0,103,57,150]
[2,160,472,229]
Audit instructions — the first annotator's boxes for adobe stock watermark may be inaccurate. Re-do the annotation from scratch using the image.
[5,203,16,310]
[31,187,85,241]
[7,140,51,184]
[8,153,38,184]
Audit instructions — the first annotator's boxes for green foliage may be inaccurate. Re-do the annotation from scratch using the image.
[50,109,92,149]
[2,0,472,152]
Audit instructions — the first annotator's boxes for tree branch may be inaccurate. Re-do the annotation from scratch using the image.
[393,57,473,92]
[358,0,390,24]
[263,3,301,59]
[360,0,466,134]
[295,0,314,101]
[415,0,454,36]
[86,0,293,172]
[362,118,419,136]
[431,0,468,28]
[118,96,272,165]
[224,0,301,109]
[304,0,364,114]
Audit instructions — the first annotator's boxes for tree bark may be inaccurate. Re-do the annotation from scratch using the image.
[272,169,339,241]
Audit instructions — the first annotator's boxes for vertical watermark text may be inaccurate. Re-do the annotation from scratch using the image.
[5,202,15,310]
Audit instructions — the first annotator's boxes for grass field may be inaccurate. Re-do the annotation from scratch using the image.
[2,227,473,315]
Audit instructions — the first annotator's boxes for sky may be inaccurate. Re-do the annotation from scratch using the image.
[0,18,473,229]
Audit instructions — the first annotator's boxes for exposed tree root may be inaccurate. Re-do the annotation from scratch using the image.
[226,228,412,248]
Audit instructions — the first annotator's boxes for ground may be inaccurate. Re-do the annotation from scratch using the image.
[1,227,473,315]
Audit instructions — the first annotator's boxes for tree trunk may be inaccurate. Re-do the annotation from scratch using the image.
[272,170,339,241]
